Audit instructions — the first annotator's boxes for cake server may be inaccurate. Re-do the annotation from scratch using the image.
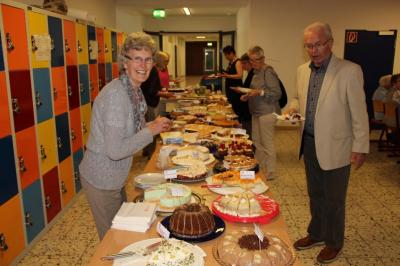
[100,240,162,261]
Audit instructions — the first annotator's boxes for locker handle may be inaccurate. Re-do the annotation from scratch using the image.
[74,171,79,181]
[40,145,47,160]
[77,40,83,52]
[61,181,68,194]
[45,196,52,209]
[68,85,72,96]
[50,37,55,51]
[90,81,94,91]
[35,92,43,107]
[6,33,14,51]
[53,88,58,99]
[79,83,85,93]
[0,233,8,251]
[88,44,92,53]
[112,46,115,52]
[57,137,63,148]
[71,129,76,140]
[19,156,27,173]
[25,212,33,227]
[65,39,71,52]
[105,44,109,53]
[12,98,21,113]
[98,79,103,88]
[31,36,38,52]
[82,122,88,134]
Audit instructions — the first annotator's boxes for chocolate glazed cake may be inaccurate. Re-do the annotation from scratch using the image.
[169,203,215,238]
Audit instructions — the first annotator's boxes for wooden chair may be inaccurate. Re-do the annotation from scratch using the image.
[370,100,387,150]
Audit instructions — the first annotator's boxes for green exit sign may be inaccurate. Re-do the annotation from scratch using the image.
[153,9,166,18]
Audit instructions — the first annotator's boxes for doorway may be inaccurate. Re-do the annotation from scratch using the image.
[185,41,217,75]
[344,29,397,118]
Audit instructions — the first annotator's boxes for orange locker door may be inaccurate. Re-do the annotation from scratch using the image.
[1,4,30,70]
[96,28,105,64]
[63,20,77,66]
[0,196,25,266]
[37,119,58,175]
[89,64,99,101]
[59,156,74,206]
[52,66,68,116]
[0,72,11,138]
[70,107,83,152]
[16,126,40,190]
[112,63,119,79]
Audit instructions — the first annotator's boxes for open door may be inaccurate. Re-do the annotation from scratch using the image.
[344,29,397,118]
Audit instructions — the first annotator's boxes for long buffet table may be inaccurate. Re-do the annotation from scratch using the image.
[89,143,301,266]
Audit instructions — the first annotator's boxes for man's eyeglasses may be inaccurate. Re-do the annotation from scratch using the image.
[249,56,264,63]
[304,39,331,50]
[124,54,154,65]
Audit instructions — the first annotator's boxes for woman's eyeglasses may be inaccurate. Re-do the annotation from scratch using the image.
[124,54,154,65]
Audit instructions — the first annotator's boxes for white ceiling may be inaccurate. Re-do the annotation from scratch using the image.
[116,0,248,16]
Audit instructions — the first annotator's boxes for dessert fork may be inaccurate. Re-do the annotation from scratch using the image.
[100,241,162,261]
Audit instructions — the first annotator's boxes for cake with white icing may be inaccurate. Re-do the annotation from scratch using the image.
[146,239,195,266]
[144,183,191,210]
[215,191,262,217]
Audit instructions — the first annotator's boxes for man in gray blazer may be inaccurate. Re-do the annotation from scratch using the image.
[288,22,369,263]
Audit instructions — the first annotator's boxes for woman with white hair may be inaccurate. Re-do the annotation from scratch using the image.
[240,45,281,180]
[372,74,392,120]
[79,32,172,240]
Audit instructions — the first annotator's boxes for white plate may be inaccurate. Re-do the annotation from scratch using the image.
[134,173,165,188]
[231,87,252,94]
[113,238,205,266]
[205,176,269,195]
[172,154,215,166]
[273,112,305,122]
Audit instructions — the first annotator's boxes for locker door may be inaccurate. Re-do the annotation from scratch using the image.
[96,28,104,64]
[66,65,80,109]
[0,72,12,138]
[48,16,64,67]
[0,196,25,266]
[111,31,117,62]
[63,20,77,66]
[28,11,50,69]
[9,70,35,132]
[51,66,68,116]
[16,126,40,190]
[0,33,4,71]
[59,156,74,206]
[0,136,18,205]
[42,166,61,223]
[104,29,112,63]
[81,103,91,146]
[78,64,90,105]
[70,107,83,152]
[87,25,96,64]
[32,68,53,123]
[1,4,30,70]
[112,63,119,79]
[55,112,71,162]
[73,148,83,192]
[105,63,112,84]
[37,118,58,175]
[76,23,89,65]
[89,63,99,101]
[117,32,124,51]
[22,179,45,243]
[98,63,106,90]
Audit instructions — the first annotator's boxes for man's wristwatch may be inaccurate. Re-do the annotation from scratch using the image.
[259,89,265,96]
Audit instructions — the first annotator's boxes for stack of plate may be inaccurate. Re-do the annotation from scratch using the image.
[134,173,166,189]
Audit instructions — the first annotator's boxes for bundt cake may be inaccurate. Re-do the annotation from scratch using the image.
[169,203,215,238]
[216,228,293,265]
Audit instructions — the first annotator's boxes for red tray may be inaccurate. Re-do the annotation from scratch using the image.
[211,194,279,224]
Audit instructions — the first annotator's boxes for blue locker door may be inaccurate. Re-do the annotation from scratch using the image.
[105,63,112,84]
[33,68,53,123]
[87,25,96,64]
[78,64,90,105]
[0,33,4,71]
[111,31,117,62]
[22,179,45,243]
[0,136,18,205]
[48,16,64,67]
[73,148,83,192]
[55,112,71,162]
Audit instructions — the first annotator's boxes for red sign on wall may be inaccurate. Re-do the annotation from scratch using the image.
[346,31,358,43]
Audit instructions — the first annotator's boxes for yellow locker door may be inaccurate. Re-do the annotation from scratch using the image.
[28,11,49,68]
[104,29,112,63]
[81,103,91,146]
[76,23,89,65]
[37,119,58,175]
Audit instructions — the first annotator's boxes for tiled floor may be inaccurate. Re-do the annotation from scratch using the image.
[16,128,400,266]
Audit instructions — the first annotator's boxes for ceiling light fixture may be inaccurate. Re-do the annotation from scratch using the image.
[196,36,206,39]
[183,7,191,15]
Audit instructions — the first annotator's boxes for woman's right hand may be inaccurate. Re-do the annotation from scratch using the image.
[147,116,172,135]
